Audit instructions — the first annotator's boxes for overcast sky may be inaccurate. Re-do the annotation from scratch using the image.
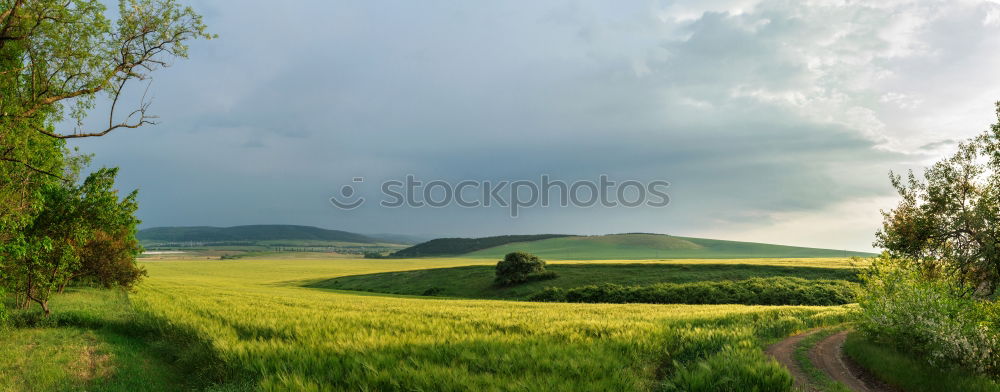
[68,0,1000,251]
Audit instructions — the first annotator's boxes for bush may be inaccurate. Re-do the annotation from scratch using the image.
[856,255,1000,376]
[529,277,859,306]
[421,287,444,296]
[494,251,548,286]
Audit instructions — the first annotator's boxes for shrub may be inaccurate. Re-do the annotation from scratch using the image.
[529,277,859,306]
[421,287,444,296]
[856,255,1000,376]
[494,251,548,286]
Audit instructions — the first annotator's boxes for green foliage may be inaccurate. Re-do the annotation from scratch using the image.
[1,168,143,314]
[843,332,1000,392]
[391,234,571,257]
[494,251,549,286]
[856,255,1000,376]
[877,102,1000,295]
[0,0,209,315]
[465,234,875,260]
[78,230,146,289]
[530,277,859,306]
[0,0,210,230]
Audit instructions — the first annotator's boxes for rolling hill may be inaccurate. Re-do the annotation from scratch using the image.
[138,225,385,244]
[406,233,874,259]
[389,234,572,257]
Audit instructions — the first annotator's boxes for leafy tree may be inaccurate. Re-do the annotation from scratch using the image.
[0,0,209,316]
[71,219,144,291]
[2,168,140,314]
[494,251,547,286]
[0,0,210,235]
[876,102,1000,297]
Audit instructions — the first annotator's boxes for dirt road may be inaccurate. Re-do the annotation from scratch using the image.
[766,329,891,392]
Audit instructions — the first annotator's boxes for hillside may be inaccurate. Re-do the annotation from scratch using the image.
[460,233,875,259]
[137,225,381,244]
[307,262,859,300]
[390,234,572,257]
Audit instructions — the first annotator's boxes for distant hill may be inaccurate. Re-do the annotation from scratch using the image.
[138,225,385,244]
[364,233,432,245]
[390,234,572,257]
[430,233,874,259]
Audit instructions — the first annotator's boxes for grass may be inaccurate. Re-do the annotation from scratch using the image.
[0,289,190,392]
[792,328,851,392]
[842,332,1000,392]
[462,234,875,260]
[132,257,852,390]
[306,262,859,300]
[1,257,860,391]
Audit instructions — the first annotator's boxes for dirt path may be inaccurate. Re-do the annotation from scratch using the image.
[767,329,891,392]
[765,329,820,392]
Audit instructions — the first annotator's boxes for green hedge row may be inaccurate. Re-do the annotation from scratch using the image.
[529,277,859,305]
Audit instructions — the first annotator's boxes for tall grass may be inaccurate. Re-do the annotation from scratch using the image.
[132,258,852,391]
[843,332,1000,392]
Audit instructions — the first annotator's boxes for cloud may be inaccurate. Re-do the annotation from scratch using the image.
[68,0,1000,251]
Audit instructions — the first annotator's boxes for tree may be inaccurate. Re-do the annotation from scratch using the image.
[2,168,140,314]
[494,251,547,286]
[0,0,209,316]
[876,102,1000,297]
[0,0,210,236]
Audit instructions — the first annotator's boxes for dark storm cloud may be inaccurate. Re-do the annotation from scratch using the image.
[69,0,1000,251]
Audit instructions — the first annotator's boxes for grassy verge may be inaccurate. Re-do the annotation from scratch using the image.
[842,332,1000,392]
[791,328,851,392]
[0,288,248,391]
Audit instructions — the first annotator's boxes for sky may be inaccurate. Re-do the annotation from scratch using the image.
[68,0,1000,251]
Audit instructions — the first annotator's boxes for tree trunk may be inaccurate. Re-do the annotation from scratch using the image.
[25,291,50,316]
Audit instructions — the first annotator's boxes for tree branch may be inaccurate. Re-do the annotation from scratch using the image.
[0,155,67,180]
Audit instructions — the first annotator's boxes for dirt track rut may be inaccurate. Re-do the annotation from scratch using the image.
[766,329,891,392]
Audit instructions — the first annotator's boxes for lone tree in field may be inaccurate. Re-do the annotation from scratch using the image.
[495,251,547,286]
[876,102,1000,297]
[0,0,210,314]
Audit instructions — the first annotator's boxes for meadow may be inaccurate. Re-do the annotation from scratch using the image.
[309,261,860,299]
[4,257,858,391]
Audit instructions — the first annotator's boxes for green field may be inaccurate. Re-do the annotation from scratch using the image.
[308,262,859,299]
[461,234,874,260]
[134,258,852,391]
[2,257,857,391]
